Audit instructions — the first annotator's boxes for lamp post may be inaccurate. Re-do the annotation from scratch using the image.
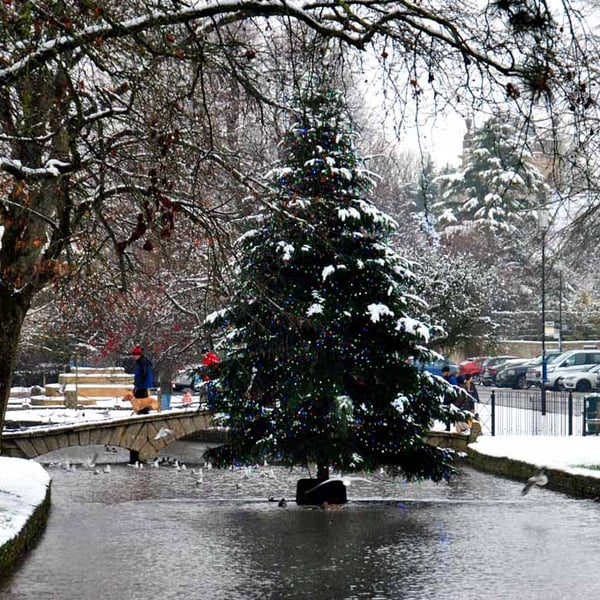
[539,208,550,417]
[557,261,564,354]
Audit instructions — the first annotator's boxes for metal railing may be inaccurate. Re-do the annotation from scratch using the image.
[475,389,590,437]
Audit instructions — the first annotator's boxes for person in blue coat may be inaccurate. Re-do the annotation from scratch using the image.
[441,364,458,431]
[131,346,154,406]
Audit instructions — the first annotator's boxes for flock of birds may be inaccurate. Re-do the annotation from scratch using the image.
[45,447,282,489]
[46,441,552,501]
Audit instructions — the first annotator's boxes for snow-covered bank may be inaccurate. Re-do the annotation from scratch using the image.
[469,435,600,500]
[0,457,51,579]
[470,435,600,478]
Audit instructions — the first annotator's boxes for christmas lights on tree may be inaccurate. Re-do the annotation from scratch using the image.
[204,85,455,485]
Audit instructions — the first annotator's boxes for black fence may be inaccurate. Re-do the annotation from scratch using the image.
[475,389,600,437]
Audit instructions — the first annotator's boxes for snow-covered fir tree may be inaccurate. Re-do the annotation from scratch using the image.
[203,86,456,482]
[434,113,550,233]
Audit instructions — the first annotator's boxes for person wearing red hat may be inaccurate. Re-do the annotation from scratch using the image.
[131,346,154,411]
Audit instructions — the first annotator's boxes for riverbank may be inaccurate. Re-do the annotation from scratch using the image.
[0,458,51,581]
[468,435,600,498]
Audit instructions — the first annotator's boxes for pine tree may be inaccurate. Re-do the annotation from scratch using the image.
[204,87,455,482]
[434,113,550,233]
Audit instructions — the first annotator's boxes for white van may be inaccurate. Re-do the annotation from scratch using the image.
[526,349,600,390]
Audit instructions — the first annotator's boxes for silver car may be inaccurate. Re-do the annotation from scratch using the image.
[526,349,600,389]
[560,364,600,393]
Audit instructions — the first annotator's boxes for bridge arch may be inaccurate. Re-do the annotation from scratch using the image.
[1,411,220,463]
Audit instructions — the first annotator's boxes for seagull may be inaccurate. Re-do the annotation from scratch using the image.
[103,464,111,474]
[154,427,174,441]
[151,458,160,468]
[522,467,549,495]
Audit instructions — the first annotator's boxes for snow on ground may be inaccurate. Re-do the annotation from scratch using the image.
[470,435,600,478]
[0,457,50,547]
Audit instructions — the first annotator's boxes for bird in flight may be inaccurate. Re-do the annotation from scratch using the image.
[154,427,174,440]
[522,467,548,495]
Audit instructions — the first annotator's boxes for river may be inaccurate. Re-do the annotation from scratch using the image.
[2,440,600,599]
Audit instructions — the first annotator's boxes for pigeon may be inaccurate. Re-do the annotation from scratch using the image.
[154,427,174,440]
[522,467,548,495]
[278,498,287,507]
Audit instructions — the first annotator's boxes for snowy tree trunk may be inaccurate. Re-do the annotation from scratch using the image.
[0,292,30,438]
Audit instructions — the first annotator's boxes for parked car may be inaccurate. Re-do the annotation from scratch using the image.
[495,359,534,389]
[458,357,487,378]
[172,365,201,392]
[480,355,521,386]
[526,349,600,389]
[560,364,600,393]
[495,351,562,389]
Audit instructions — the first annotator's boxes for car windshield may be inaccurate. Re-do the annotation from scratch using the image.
[528,354,562,366]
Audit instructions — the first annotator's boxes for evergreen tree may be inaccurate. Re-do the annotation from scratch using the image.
[434,113,550,233]
[204,87,455,482]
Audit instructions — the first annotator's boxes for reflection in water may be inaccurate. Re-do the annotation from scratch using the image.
[2,441,600,599]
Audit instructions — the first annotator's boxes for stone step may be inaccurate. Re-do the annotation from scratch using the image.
[30,396,66,407]
[44,383,63,397]
[59,372,133,386]
[63,384,132,400]
[68,366,126,374]
[29,394,131,407]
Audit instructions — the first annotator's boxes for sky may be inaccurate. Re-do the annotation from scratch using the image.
[404,111,467,168]
[3,403,600,551]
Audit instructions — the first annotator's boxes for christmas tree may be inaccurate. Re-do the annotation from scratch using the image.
[204,86,455,486]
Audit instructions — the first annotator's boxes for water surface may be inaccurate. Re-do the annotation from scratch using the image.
[2,442,600,599]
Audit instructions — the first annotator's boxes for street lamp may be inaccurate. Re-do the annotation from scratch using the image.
[539,208,550,417]
[557,261,564,354]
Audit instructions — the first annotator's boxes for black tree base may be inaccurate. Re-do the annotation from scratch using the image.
[295,478,348,506]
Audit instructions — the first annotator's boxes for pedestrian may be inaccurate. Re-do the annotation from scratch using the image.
[131,346,154,414]
[441,364,458,431]
[200,347,220,404]
[200,347,220,381]
[454,372,479,434]
[461,372,479,412]
[182,388,193,409]
[441,364,458,386]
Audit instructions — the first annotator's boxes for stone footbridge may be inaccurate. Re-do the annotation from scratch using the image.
[1,411,480,463]
[1,410,224,463]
